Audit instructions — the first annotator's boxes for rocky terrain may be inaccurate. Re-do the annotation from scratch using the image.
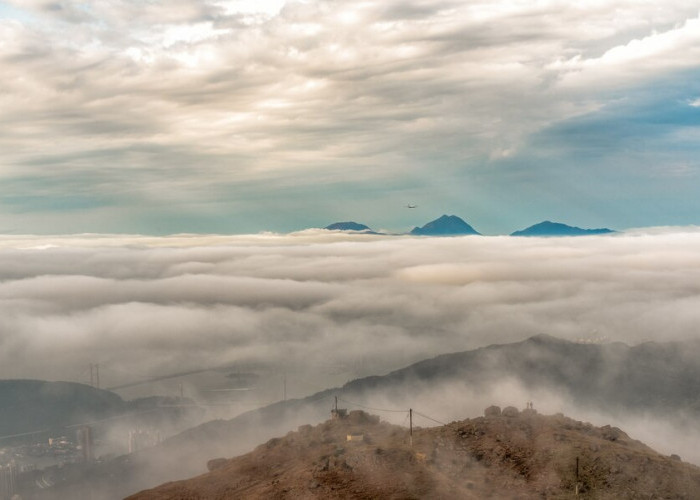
[18,335,700,498]
[128,407,700,499]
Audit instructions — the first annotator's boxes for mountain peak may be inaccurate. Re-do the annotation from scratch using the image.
[511,221,614,237]
[130,408,700,500]
[525,333,570,345]
[324,221,373,232]
[410,215,481,236]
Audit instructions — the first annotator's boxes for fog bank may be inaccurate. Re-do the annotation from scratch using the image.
[1,229,699,404]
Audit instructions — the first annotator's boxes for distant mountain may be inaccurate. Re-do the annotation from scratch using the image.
[0,380,126,437]
[324,222,373,232]
[70,334,700,499]
[511,221,614,237]
[347,334,700,417]
[0,380,202,442]
[410,215,480,236]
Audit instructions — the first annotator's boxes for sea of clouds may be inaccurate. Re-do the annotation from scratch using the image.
[2,228,700,403]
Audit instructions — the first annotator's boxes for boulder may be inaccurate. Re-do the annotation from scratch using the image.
[207,458,228,471]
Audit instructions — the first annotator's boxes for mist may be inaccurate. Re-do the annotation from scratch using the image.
[3,229,700,400]
[346,378,700,466]
[4,228,700,497]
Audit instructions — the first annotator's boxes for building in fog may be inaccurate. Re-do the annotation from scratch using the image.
[128,429,162,453]
[76,426,94,463]
[0,462,18,500]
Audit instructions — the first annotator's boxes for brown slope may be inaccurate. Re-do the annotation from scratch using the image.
[128,408,700,499]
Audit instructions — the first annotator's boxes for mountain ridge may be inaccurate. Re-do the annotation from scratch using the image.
[0,379,126,437]
[324,221,374,232]
[511,220,614,236]
[320,217,616,236]
[0,379,202,444]
[128,408,700,499]
[30,335,700,497]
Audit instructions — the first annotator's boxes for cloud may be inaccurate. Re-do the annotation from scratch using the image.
[2,230,700,407]
[552,14,700,89]
[1,1,700,233]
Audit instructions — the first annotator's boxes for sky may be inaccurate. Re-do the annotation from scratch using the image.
[1,0,700,235]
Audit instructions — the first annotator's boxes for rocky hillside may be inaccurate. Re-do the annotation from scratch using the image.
[356,334,700,418]
[95,335,700,496]
[128,407,700,499]
[24,335,700,498]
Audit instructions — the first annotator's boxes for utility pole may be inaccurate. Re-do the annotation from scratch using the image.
[334,396,338,413]
[89,363,100,389]
[283,374,287,402]
[575,456,580,496]
[409,408,413,447]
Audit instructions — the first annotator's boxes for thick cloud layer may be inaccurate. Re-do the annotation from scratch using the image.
[2,229,700,405]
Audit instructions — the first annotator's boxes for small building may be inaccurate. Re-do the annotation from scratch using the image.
[0,462,18,499]
[502,406,519,418]
[76,426,94,463]
[346,434,364,442]
[484,405,502,417]
[128,429,162,453]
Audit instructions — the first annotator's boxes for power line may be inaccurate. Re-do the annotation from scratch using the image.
[106,368,211,390]
[337,397,448,426]
[99,364,151,380]
[0,392,445,446]
[304,392,334,404]
[63,408,164,429]
[0,429,51,442]
[337,397,407,413]
[412,409,447,426]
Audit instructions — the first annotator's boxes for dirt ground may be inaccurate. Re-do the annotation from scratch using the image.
[128,407,700,499]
